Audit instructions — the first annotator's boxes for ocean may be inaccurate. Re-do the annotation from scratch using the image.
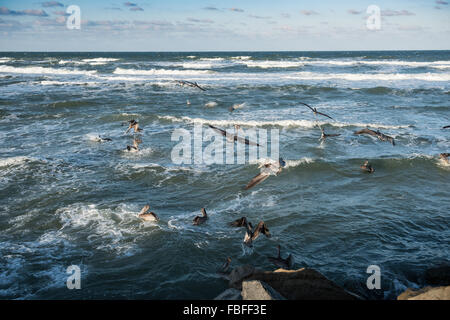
[0,51,449,299]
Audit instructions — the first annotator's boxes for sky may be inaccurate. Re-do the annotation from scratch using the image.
[0,0,449,51]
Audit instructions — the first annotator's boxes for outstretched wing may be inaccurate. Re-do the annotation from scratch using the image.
[229,217,248,227]
[139,205,150,215]
[299,102,315,112]
[245,172,270,190]
[234,135,260,147]
[382,134,395,146]
[208,124,227,137]
[354,128,377,136]
[316,111,333,120]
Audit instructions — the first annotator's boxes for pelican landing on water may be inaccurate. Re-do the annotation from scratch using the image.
[125,119,142,134]
[193,208,208,225]
[244,158,286,190]
[229,217,271,247]
[138,205,159,222]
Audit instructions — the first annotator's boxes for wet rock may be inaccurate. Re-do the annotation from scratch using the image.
[241,280,286,300]
[398,286,450,300]
[424,266,450,286]
[231,266,358,300]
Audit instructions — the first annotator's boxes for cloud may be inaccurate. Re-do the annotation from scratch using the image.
[187,18,214,24]
[203,6,219,11]
[347,9,362,15]
[0,7,49,17]
[381,10,415,16]
[248,14,271,19]
[436,0,448,4]
[281,13,291,18]
[300,10,318,16]
[229,8,244,12]
[124,2,143,11]
[53,10,68,16]
[42,1,64,7]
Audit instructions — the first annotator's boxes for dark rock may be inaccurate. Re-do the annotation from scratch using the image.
[425,265,450,286]
[232,266,358,300]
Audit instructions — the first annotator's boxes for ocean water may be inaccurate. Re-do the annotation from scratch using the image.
[0,51,449,300]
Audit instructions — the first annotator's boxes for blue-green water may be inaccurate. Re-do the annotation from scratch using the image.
[0,51,449,299]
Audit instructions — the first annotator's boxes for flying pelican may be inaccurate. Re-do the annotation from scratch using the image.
[245,158,286,190]
[125,119,143,134]
[138,205,159,222]
[354,128,395,146]
[174,80,206,91]
[299,102,333,120]
[230,217,271,247]
[267,245,294,269]
[208,124,260,146]
[443,125,450,129]
[360,160,375,173]
[193,208,208,225]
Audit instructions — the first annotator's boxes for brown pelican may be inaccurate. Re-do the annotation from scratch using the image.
[217,257,232,275]
[193,208,208,225]
[318,124,340,141]
[93,136,112,142]
[440,153,449,163]
[268,245,294,269]
[229,103,246,113]
[300,102,333,120]
[208,124,260,146]
[125,119,143,134]
[138,205,159,222]
[175,80,206,91]
[230,217,271,247]
[126,137,141,152]
[360,160,375,173]
[245,158,286,190]
[354,128,395,146]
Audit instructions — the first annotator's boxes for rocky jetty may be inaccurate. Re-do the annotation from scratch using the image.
[215,265,359,300]
[398,286,450,300]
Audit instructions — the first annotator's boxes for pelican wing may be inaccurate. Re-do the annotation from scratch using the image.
[234,135,260,147]
[245,172,270,190]
[354,128,377,136]
[299,102,315,112]
[316,111,333,120]
[208,124,227,137]
[139,205,150,215]
[230,217,248,227]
